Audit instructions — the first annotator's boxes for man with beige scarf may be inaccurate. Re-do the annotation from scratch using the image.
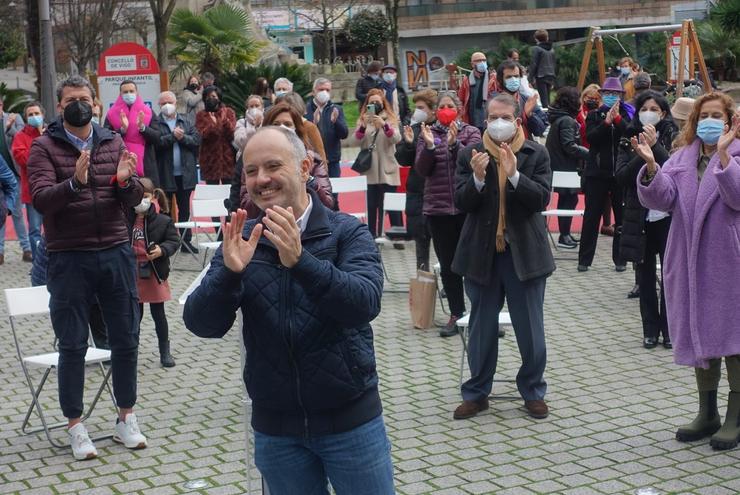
[451,94,555,420]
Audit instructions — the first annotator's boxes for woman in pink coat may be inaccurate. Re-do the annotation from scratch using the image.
[636,92,740,451]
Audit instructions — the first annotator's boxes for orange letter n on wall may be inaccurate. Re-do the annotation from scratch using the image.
[406,50,429,89]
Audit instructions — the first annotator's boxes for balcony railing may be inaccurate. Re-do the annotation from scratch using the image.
[398,0,661,17]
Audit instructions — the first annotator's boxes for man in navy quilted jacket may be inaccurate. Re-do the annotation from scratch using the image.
[184,126,395,494]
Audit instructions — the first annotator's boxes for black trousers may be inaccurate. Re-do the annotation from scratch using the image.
[535,76,555,108]
[407,213,431,270]
[578,176,624,267]
[427,214,466,317]
[367,184,401,238]
[139,302,169,344]
[639,216,670,340]
[47,244,140,419]
[173,176,194,242]
[554,188,579,236]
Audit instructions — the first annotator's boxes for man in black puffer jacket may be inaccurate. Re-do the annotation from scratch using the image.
[184,126,394,494]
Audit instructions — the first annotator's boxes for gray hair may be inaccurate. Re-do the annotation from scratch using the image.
[275,92,306,115]
[437,91,462,111]
[312,77,332,91]
[274,77,294,92]
[56,75,96,102]
[253,126,308,169]
[158,90,176,102]
[487,93,521,118]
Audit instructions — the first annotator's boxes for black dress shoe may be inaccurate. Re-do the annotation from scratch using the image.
[615,264,627,272]
[643,337,658,349]
[627,284,640,298]
[663,338,672,349]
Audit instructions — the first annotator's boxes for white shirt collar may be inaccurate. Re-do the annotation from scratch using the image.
[295,193,312,234]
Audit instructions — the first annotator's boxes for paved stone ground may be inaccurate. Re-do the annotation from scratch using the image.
[2,235,740,495]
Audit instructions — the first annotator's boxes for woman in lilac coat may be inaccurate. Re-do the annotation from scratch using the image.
[415,91,481,337]
[636,92,740,451]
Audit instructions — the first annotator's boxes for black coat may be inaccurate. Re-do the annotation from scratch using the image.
[452,140,555,284]
[615,118,677,262]
[355,75,381,104]
[394,122,425,217]
[584,104,632,178]
[153,113,200,193]
[129,205,181,283]
[545,108,589,173]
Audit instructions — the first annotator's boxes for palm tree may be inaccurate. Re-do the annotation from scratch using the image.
[696,19,740,82]
[167,3,263,83]
[710,0,740,34]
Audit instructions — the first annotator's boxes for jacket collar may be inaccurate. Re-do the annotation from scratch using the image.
[46,117,117,147]
[247,188,332,246]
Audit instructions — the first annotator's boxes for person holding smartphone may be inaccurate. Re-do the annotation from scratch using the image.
[354,89,402,239]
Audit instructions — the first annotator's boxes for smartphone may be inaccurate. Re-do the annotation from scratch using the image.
[367,104,376,116]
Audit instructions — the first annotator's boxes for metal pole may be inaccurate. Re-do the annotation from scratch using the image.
[39,0,57,119]
[593,24,683,37]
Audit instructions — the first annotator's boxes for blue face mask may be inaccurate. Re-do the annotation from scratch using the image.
[602,94,620,108]
[122,93,136,105]
[696,118,726,145]
[475,62,487,73]
[28,115,44,128]
[620,67,631,76]
[505,77,521,93]
[369,73,381,82]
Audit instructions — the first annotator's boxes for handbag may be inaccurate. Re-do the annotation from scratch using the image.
[351,130,380,173]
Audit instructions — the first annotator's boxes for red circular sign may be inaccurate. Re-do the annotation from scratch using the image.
[98,42,160,77]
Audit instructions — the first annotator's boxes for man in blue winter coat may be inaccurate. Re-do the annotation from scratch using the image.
[183,126,395,494]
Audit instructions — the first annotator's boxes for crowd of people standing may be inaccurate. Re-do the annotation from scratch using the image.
[1,27,739,494]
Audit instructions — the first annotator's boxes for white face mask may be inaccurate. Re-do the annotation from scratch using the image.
[411,109,429,125]
[279,124,296,133]
[134,197,151,214]
[639,110,661,127]
[161,103,176,117]
[247,107,263,119]
[486,118,517,142]
[316,90,331,104]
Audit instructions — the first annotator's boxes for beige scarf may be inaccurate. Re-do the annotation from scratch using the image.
[482,126,526,252]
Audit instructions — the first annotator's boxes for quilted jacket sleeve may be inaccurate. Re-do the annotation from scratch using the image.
[183,247,243,339]
[289,216,383,327]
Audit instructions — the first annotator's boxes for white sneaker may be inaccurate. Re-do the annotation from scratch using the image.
[68,423,98,460]
[113,413,147,449]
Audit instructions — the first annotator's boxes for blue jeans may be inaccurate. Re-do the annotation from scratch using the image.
[254,415,395,495]
[0,193,30,253]
[26,203,42,259]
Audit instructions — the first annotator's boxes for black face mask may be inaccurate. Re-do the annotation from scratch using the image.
[585,100,599,110]
[187,83,198,91]
[63,100,93,127]
[204,99,220,112]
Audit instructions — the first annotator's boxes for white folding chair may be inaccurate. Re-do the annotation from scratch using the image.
[175,198,227,269]
[329,176,368,222]
[5,286,116,448]
[456,312,517,399]
[174,184,231,265]
[374,193,410,289]
[541,171,584,257]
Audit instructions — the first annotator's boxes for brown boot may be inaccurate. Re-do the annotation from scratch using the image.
[525,399,549,419]
[22,251,33,262]
[453,398,489,420]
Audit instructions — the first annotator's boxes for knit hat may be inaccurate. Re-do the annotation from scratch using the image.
[600,77,625,93]
[633,72,652,90]
[671,97,695,121]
